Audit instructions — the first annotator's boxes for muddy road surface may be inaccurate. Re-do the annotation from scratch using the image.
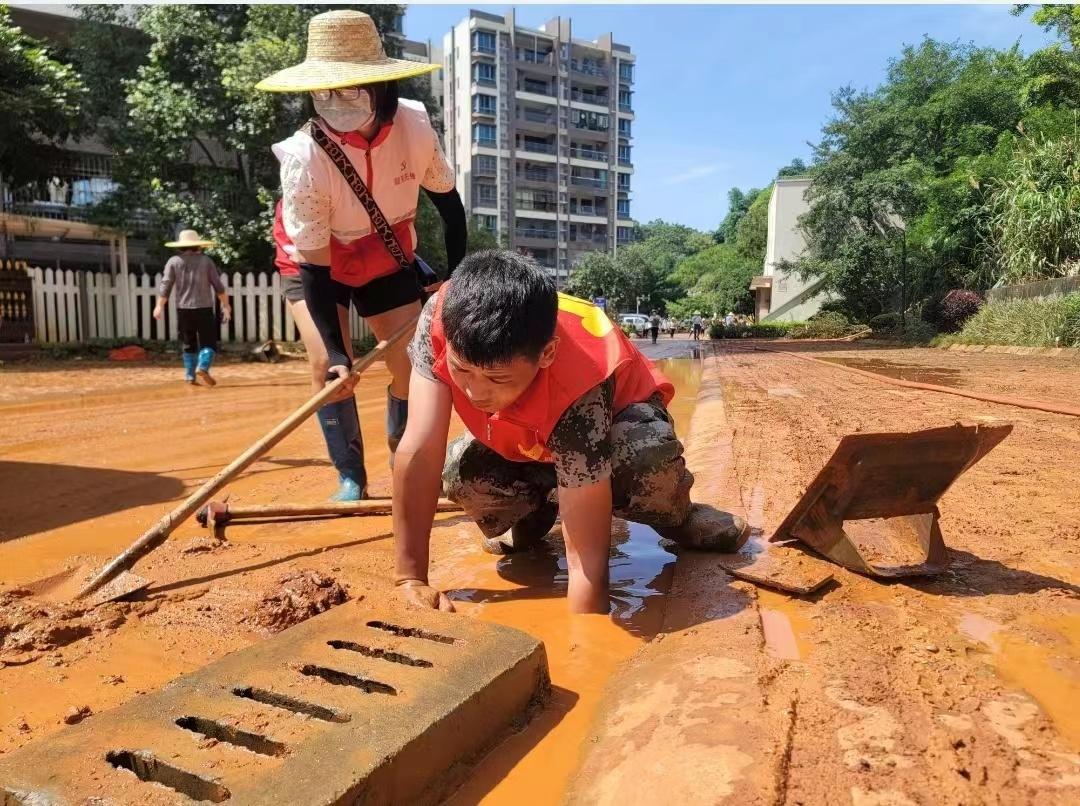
[1,342,1077,804]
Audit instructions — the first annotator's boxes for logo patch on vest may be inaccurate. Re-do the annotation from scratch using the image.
[394,159,416,186]
[517,441,548,461]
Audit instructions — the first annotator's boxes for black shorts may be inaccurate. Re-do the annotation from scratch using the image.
[281,269,422,317]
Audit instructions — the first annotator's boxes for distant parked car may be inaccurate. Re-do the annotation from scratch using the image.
[618,313,650,337]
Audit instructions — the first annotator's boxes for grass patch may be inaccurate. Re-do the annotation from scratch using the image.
[933,292,1080,348]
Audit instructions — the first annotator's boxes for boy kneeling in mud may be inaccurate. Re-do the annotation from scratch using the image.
[391,251,749,613]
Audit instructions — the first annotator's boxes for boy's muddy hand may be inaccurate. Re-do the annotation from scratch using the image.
[395,579,455,612]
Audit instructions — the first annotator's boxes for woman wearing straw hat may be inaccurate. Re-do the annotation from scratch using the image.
[258,10,467,502]
[155,229,232,385]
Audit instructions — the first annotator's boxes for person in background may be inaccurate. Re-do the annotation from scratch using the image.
[154,229,231,386]
[391,251,749,614]
[691,312,704,341]
[649,309,661,345]
[258,10,467,501]
[724,311,737,328]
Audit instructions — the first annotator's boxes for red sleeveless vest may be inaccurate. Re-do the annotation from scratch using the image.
[430,291,674,463]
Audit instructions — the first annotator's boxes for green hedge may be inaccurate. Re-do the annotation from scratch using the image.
[935,292,1080,348]
[709,321,804,339]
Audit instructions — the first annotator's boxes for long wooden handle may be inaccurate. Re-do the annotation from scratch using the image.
[210,497,461,524]
[75,315,419,600]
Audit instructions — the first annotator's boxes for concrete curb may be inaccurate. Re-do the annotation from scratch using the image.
[0,603,548,805]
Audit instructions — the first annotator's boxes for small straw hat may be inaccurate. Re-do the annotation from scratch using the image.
[256,10,440,93]
[165,229,215,249]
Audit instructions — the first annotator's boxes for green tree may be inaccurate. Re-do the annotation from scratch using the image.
[0,5,86,186]
[717,187,762,243]
[777,158,809,178]
[734,184,772,265]
[669,244,757,317]
[791,39,1028,319]
[989,133,1080,283]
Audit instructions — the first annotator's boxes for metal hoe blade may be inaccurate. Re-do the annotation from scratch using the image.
[770,423,1013,578]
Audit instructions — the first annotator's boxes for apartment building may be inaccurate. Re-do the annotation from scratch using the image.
[401,37,445,122]
[442,10,636,283]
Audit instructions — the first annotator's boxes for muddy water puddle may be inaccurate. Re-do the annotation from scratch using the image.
[435,357,703,804]
[818,356,963,387]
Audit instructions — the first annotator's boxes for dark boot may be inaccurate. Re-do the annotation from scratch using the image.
[657,503,751,552]
[386,389,408,468]
[481,501,559,555]
[317,397,367,501]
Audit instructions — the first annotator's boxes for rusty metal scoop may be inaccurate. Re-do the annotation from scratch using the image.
[770,422,1012,578]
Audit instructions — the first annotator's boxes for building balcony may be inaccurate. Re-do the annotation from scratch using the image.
[516,170,556,186]
[515,199,558,213]
[618,210,633,220]
[617,158,632,167]
[474,43,496,56]
[516,49,554,69]
[570,146,609,162]
[474,77,497,89]
[518,82,555,97]
[520,109,556,125]
[570,232,608,244]
[618,102,632,113]
[519,141,556,155]
[571,89,609,106]
[570,176,608,190]
[474,137,497,148]
[570,204,609,216]
[571,60,609,79]
[515,227,557,241]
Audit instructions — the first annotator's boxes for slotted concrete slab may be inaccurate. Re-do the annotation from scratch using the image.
[0,603,548,805]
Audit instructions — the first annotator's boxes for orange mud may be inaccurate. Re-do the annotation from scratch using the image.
[0,351,703,804]
[2,343,1079,804]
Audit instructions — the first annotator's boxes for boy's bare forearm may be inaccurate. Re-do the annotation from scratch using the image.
[392,447,445,583]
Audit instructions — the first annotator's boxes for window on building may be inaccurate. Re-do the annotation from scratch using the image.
[474,155,498,175]
[473,94,496,115]
[617,173,631,191]
[473,62,496,84]
[618,118,632,137]
[479,214,497,231]
[618,144,631,164]
[618,89,632,110]
[473,30,496,54]
[474,183,498,205]
[617,199,631,217]
[619,62,634,82]
[473,123,497,147]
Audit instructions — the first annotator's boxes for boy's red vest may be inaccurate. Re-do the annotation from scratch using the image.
[430,292,674,463]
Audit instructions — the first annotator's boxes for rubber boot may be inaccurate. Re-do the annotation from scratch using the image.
[196,347,217,387]
[386,389,408,469]
[317,397,367,501]
[182,351,197,384]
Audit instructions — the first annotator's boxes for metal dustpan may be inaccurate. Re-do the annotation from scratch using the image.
[770,423,1012,578]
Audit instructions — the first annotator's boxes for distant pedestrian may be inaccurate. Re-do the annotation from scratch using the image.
[724,311,736,328]
[649,309,661,344]
[155,229,231,386]
[692,312,704,341]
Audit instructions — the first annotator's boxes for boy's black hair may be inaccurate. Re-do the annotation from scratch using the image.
[441,250,558,366]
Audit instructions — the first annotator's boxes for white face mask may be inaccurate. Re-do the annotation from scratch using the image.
[314,93,375,133]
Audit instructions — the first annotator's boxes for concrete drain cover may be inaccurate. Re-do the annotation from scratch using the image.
[0,604,548,805]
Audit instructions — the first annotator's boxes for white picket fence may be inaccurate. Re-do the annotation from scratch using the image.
[27,267,372,345]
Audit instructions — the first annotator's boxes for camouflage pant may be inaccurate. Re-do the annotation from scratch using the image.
[442,399,694,538]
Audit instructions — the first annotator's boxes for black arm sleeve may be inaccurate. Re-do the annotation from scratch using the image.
[423,187,468,277]
[299,263,350,374]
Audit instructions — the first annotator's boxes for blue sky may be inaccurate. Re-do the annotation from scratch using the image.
[405,3,1055,232]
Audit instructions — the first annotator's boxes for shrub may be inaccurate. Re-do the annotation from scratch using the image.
[709,321,803,339]
[790,312,853,340]
[937,290,983,333]
[619,323,637,339]
[937,292,1080,348]
[869,312,902,335]
[920,295,944,326]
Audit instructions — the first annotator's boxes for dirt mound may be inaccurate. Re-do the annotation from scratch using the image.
[242,570,349,635]
[0,589,128,664]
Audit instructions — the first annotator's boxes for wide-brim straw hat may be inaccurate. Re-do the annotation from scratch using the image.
[165,229,215,249]
[256,10,440,93]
